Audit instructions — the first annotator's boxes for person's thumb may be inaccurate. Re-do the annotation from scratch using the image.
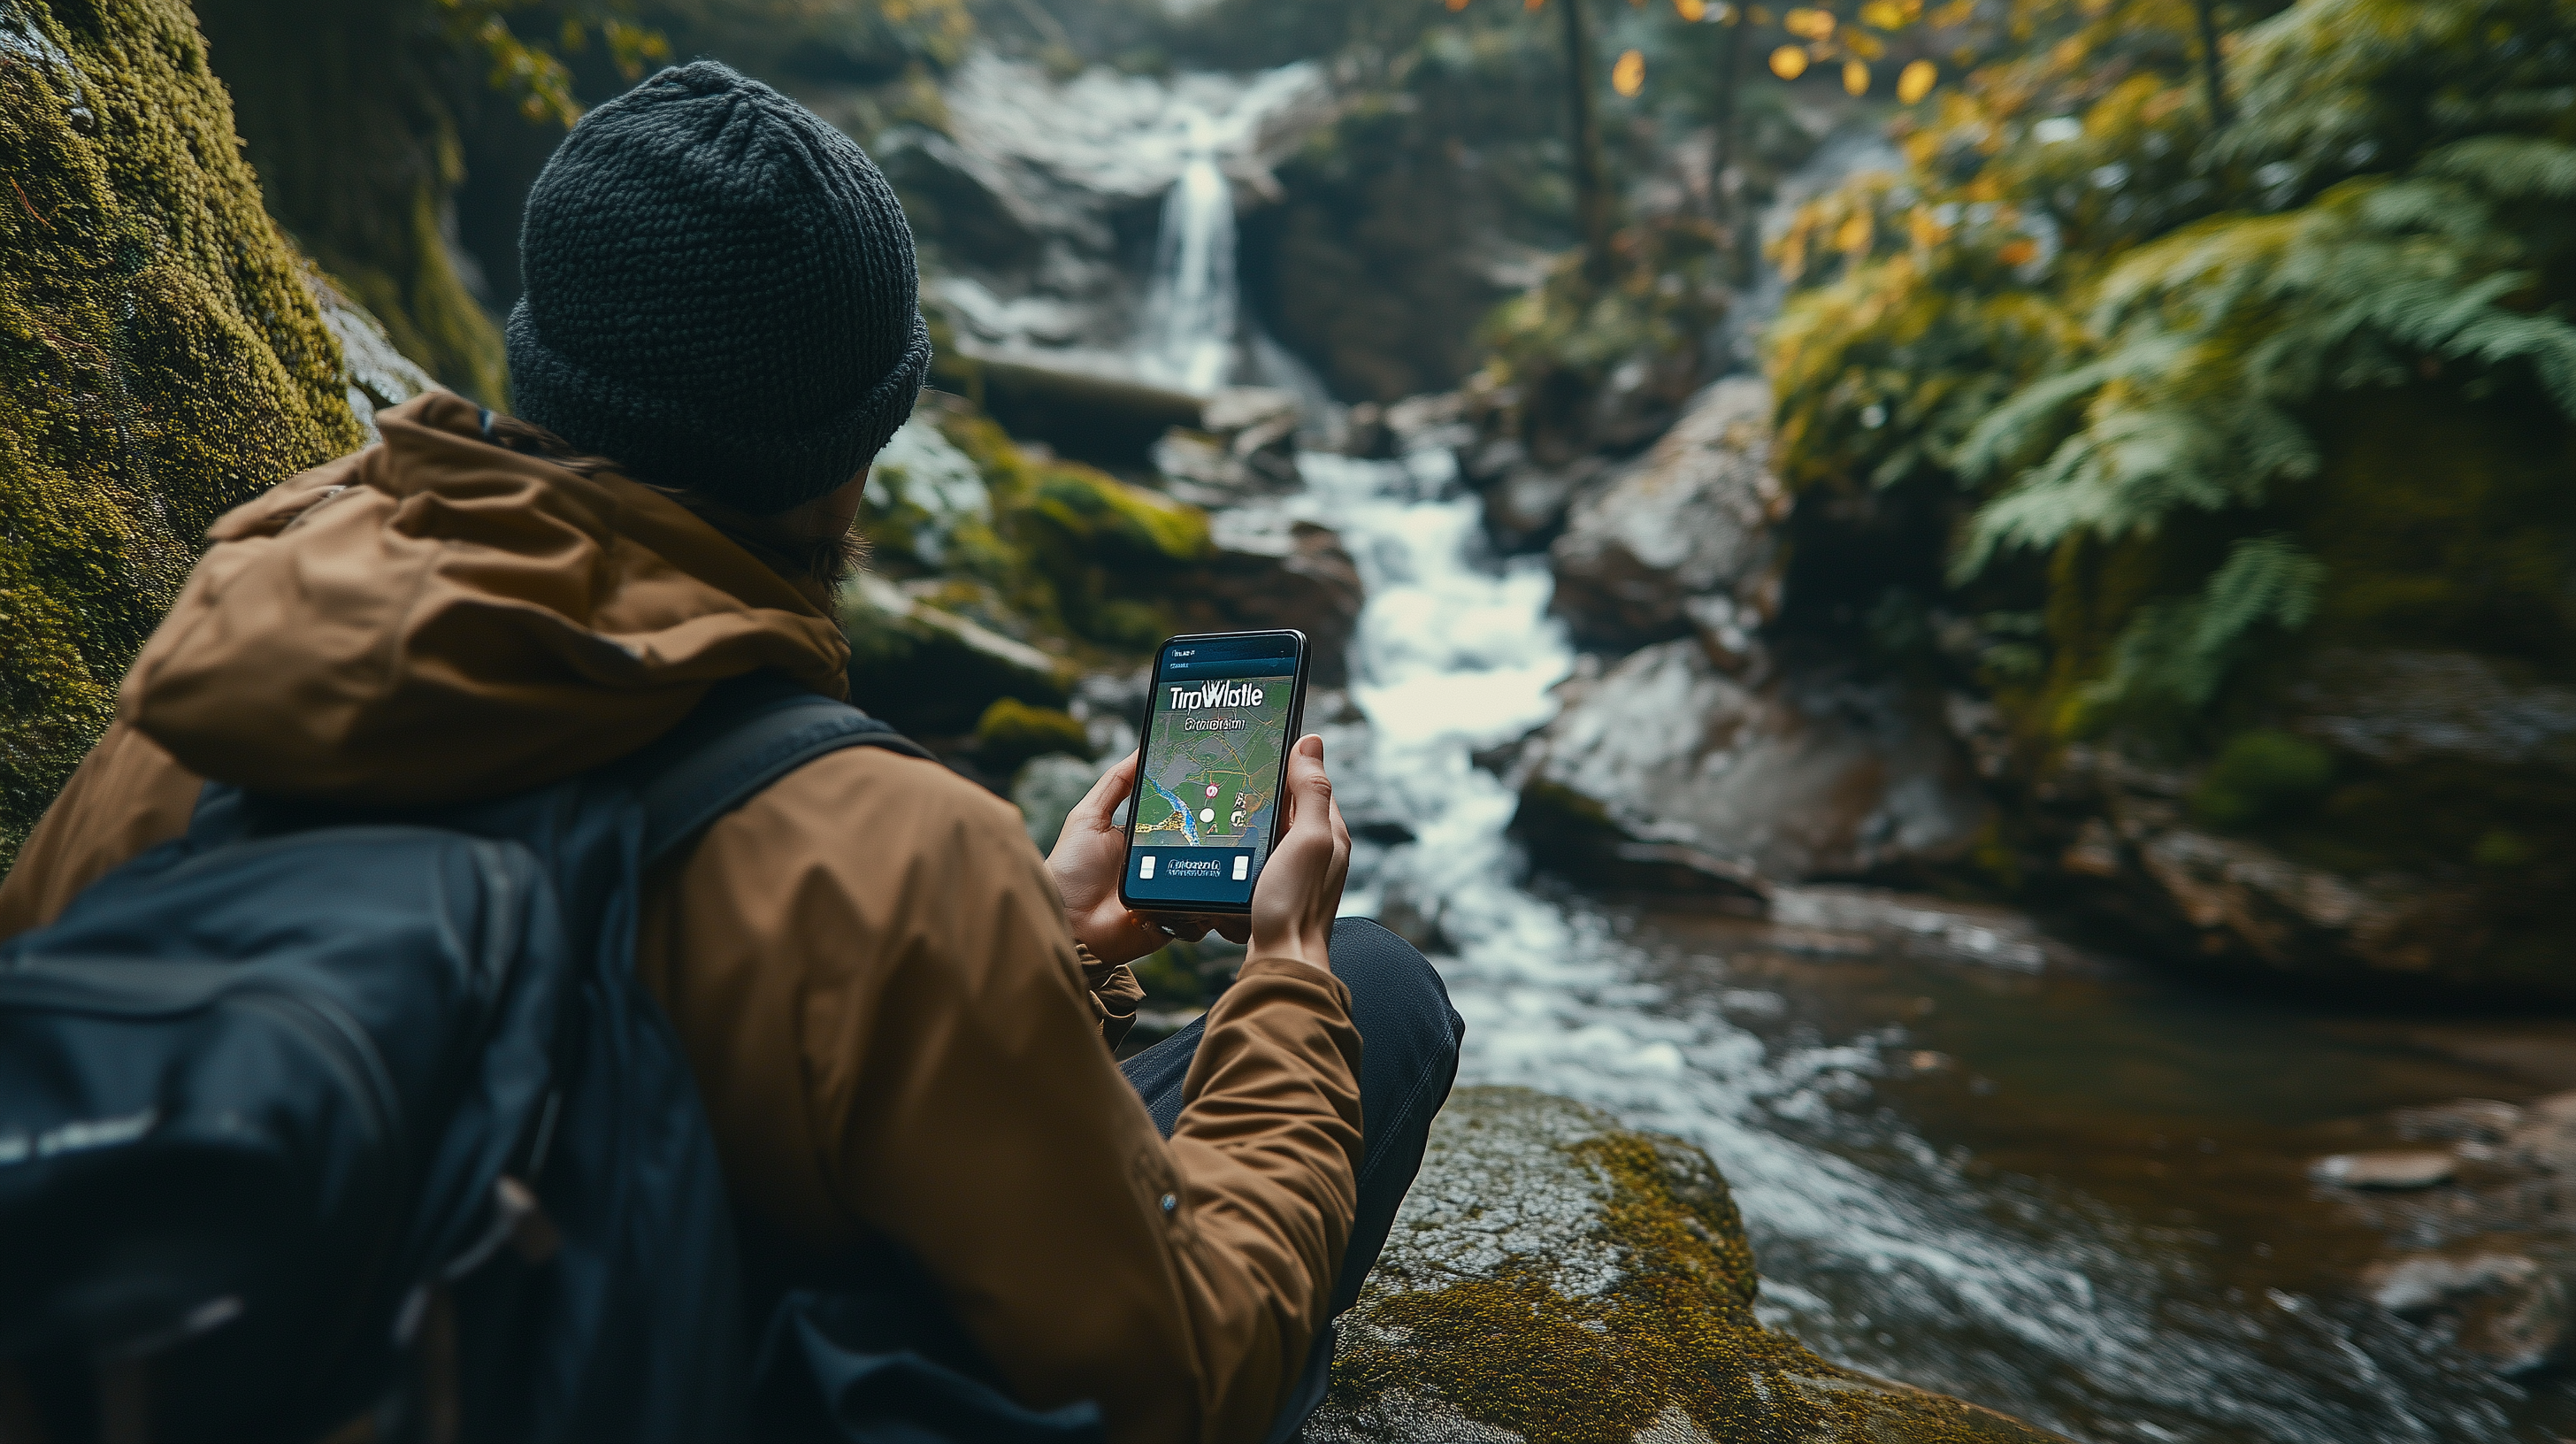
[1283,734,1330,833]
[1068,750,1137,832]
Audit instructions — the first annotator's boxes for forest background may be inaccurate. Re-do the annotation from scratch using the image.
[3,0,2570,998]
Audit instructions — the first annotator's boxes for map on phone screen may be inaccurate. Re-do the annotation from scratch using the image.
[1136,671,1294,874]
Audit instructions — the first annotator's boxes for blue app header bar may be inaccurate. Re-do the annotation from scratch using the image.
[1161,634,1299,685]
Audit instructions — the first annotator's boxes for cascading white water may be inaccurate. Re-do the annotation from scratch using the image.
[1279,444,2515,1444]
[1138,112,1237,395]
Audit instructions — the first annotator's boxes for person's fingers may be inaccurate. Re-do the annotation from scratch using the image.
[1324,795,1352,904]
[1066,751,1138,833]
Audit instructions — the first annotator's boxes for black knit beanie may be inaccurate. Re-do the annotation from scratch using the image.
[506,61,932,516]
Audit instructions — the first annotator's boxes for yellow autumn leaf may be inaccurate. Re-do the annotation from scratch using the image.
[1907,205,1947,247]
[1997,237,2039,265]
[1844,58,1868,94]
[1898,57,1936,102]
[1769,44,1809,77]
[1844,27,1883,58]
[1783,6,1834,39]
[1612,48,1646,96]
[1859,0,1905,27]
[1835,210,1874,254]
[1674,0,1706,18]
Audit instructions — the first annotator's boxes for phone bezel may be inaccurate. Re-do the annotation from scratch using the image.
[1116,628,1311,918]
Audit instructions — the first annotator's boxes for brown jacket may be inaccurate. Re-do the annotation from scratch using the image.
[0,394,1364,1443]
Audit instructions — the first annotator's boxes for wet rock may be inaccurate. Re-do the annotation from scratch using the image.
[2330,1088,2576,1378]
[2366,1248,2575,1378]
[1767,887,2063,972]
[1153,386,1304,503]
[2392,1100,2525,1147]
[1484,456,1604,555]
[1013,752,1103,855]
[1304,1087,2067,1444]
[1170,509,1363,687]
[842,574,1074,738]
[2033,747,2558,1001]
[1512,641,1988,891]
[2507,1091,2576,1172]
[2290,649,2576,770]
[1548,379,1789,652]
[301,264,435,442]
[2312,1150,2460,1191]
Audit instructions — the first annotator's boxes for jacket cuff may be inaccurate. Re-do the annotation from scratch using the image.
[1076,942,1143,1051]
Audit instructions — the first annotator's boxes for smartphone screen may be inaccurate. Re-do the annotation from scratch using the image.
[1119,629,1309,914]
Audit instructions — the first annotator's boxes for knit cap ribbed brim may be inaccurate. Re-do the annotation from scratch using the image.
[506,61,932,516]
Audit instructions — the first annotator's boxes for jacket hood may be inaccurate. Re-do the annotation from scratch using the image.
[121,392,852,806]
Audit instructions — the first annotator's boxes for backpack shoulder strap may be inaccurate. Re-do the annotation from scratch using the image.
[629,671,935,868]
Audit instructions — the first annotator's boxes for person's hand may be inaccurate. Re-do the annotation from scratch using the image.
[1047,752,1232,966]
[1247,734,1350,972]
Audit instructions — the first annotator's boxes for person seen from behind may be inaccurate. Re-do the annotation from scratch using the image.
[0,61,1462,1443]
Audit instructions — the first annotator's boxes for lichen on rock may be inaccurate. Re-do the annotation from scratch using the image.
[1309,1087,2066,1444]
[0,0,365,874]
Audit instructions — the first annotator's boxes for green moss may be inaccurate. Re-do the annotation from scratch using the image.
[2190,730,2334,831]
[195,0,509,403]
[0,0,365,876]
[970,696,1091,776]
[1331,1102,2058,1443]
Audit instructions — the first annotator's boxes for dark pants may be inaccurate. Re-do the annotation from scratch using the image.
[1118,918,1464,1443]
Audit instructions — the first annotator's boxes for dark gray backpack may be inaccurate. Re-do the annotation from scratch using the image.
[0,673,1103,1444]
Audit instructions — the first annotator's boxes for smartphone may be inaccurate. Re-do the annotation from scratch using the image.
[1118,629,1311,917]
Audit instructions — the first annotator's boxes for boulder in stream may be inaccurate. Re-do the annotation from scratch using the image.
[1170,508,1364,688]
[1306,1087,2067,1444]
[1548,378,1790,655]
[1511,641,1988,893]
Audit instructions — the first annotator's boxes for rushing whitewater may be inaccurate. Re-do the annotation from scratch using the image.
[1283,444,2515,1444]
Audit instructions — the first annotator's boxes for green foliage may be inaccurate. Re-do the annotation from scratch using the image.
[1482,216,1728,455]
[970,696,1092,774]
[1768,0,2576,734]
[1,0,365,874]
[2189,727,2334,828]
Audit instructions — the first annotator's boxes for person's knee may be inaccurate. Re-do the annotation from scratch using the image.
[1327,917,1462,1056]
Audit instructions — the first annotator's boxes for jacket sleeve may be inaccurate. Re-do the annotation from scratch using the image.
[0,724,206,941]
[1076,943,1145,1051]
[634,746,1361,1444]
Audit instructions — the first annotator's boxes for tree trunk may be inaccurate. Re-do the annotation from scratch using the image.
[1708,6,1750,280]
[2192,0,2230,127]
[1559,0,1613,280]
[0,0,368,872]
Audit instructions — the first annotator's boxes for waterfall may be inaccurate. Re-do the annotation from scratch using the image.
[1138,112,1238,394]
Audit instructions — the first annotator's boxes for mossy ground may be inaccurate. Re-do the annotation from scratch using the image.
[0,0,363,875]
[1326,1088,2063,1444]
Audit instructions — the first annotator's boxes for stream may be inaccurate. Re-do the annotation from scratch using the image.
[1012,69,2576,1441]
[1269,444,2576,1444]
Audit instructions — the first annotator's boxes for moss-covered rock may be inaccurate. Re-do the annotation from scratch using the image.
[1311,1087,2066,1444]
[195,0,508,403]
[0,0,366,874]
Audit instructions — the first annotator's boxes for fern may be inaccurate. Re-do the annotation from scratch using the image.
[2082,534,2325,716]
[1767,0,2576,729]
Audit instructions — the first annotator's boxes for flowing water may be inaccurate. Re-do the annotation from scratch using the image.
[1268,446,2576,1444]
[1138,111,1239,395]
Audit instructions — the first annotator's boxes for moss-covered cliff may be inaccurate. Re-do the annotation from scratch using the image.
[192,0,508,404]
[0,0,364,873]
